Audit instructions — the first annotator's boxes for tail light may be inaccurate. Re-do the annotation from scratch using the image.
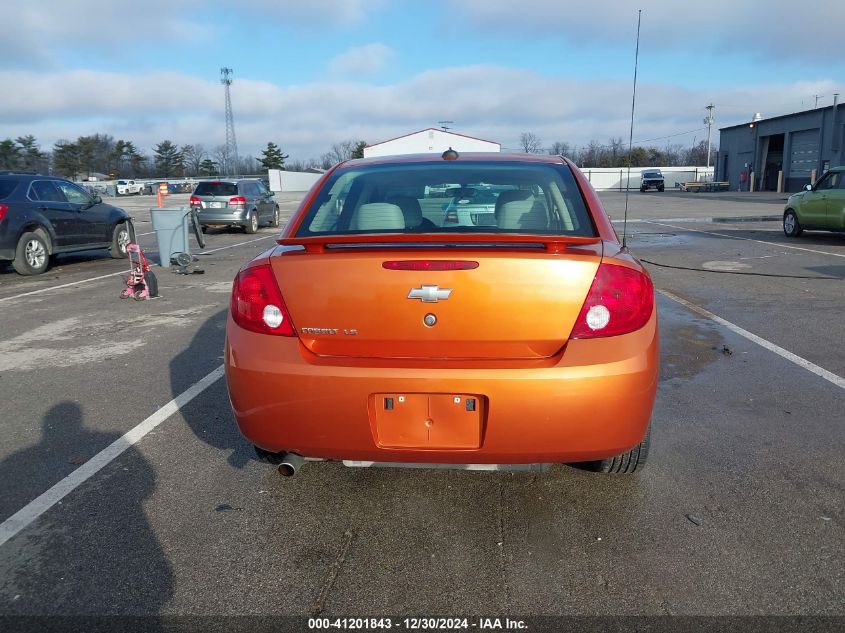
[230,264,295,336]
[444,208,459,223]
[229,196,247,208]
[189,196,202,207]
[570,263,654,339]
[0,204,7,222]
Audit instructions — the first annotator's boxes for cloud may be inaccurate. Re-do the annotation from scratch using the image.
[0,0,385,69]
[445,0,845,62]
[0,66,838,161]
[329,43,394,76]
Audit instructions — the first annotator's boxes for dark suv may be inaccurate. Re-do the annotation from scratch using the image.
[0,172,132,275]
[190,179,279,234]
[640,169,665,192]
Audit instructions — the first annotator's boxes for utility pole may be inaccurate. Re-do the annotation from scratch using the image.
[813,94,821,108]
[704,103,715,169]
[221,67,239,176]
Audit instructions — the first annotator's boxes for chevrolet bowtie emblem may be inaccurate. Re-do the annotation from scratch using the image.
[408,285,453,302]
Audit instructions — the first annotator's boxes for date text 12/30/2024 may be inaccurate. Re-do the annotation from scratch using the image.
[308,617,528,630]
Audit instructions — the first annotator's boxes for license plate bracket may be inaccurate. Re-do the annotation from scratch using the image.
[373,393,482,449]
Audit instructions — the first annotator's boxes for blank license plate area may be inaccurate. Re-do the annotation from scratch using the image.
[374,393,482,449]
[208,201,225,208]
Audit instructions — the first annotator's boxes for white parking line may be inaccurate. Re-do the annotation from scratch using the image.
[647,221,845,258]
[0,271,127,304]
[659,289,845,391]
[0,365,225,548]
[198,234,277,255]
[0,233,270,304]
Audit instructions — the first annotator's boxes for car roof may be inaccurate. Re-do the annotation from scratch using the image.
[340,152,567,169]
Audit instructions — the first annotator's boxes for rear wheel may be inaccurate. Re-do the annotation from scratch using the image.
[110,222,131,258]
[13,231,50,275]
[578,425,651,474]
[244,210,259,234]
[270,205,280,228]
[783,210,803,237]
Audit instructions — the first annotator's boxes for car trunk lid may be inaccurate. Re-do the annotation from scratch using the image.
[269,235,603,360]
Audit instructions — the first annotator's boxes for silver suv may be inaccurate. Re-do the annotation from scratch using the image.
[190,179,279,233]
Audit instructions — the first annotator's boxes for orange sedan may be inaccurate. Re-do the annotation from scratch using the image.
[225,152,658,475]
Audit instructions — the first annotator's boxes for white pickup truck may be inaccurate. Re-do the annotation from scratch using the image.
[116,179,143,195]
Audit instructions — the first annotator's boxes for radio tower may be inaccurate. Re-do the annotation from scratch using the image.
[221,67,239,176]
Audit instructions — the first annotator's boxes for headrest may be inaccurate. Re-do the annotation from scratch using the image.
[350,203,405,231]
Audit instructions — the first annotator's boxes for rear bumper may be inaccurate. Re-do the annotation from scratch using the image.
[225,312,659,464]
[196,209,248,226]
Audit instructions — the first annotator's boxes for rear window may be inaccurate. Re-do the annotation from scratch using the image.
[193,182,238,196]
[0,180,18,200]
[296,162,596,237]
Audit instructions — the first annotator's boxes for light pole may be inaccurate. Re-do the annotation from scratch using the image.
[704,103,715,170]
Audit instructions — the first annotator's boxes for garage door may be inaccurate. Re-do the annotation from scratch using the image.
[789,129,819,177]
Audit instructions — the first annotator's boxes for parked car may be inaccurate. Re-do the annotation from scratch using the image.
[783,166,845,237]
[640,169,665,192]
[0,173,132,275]
[225,152,658,476]
[190,179,279,234]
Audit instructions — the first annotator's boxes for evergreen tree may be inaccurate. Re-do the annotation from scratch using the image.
[199,159,218,176]
[351,141,367,159]
[259,142,289,170]
[0,139,21,170]
[15,136,47,172]
[153,140,183,177]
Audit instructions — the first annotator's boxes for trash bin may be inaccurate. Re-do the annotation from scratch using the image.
[150,206,190,268]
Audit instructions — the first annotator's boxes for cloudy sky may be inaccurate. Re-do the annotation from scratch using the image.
[2,0,843,162]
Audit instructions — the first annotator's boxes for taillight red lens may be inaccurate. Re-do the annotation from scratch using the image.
[229,196,247,207]
[230,264,295,336]
[570,263,654,339]
[0,204,7,222]
[189,196,201,206]
[444,209,459,223]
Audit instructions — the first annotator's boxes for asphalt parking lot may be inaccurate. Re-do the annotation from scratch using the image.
[0,190,842,627]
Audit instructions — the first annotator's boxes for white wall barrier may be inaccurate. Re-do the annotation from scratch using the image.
[580,166,715,191]
[268,169,323,193]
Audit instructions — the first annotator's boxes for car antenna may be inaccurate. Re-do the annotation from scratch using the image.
[622,9,642,250]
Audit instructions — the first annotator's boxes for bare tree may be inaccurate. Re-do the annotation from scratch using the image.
[181,144,207,177]
[548,141,571,157]
[519,132,543,154]
[213,145,229,176]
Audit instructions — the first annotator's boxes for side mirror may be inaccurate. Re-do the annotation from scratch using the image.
[93,194,103,204]
[804,184,812,192]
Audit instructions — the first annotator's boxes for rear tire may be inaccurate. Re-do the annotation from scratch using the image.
[13,231,50,275]
[270,205,280,228]
[579,425,651,474]
[783,210,803,237]
[244,210,258,234]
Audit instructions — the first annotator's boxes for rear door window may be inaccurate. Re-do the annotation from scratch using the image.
[29,180,66,202]
[194,182,238,197]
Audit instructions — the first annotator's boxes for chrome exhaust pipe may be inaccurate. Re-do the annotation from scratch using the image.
[277,452,305,477]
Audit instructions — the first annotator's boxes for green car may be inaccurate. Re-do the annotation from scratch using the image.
[783,166,845,237]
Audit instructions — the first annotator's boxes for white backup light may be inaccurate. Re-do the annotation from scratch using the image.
[262,305,284,329]
[586,305,611,330]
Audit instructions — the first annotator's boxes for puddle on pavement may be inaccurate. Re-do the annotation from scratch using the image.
[659,320,726,382]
